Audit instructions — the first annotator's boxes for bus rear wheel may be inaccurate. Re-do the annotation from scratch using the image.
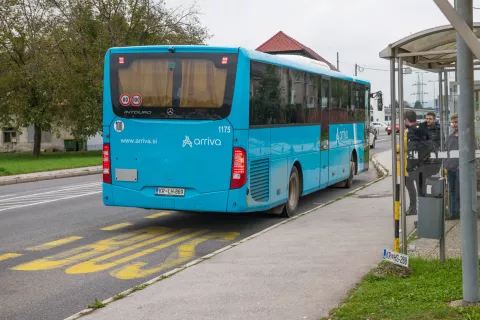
[282,166,300,217]
[337,157,355,189]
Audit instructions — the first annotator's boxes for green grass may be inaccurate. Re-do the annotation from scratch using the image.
[87,298,105,309]
[0,151,102,176]
[325,258,480,320]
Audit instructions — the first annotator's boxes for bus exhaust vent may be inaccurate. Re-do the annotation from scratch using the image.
[250,158,270,202]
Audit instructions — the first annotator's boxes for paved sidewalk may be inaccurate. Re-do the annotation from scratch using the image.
[70,150,412,320]
[0,166,101,186]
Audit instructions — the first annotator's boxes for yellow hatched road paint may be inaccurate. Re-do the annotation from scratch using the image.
[26,236,83,251]
[66,229,210,275]
[101,223,133,231]
[0,253,23,261]
[112,231,240,280]
[11,226,170,271]
[144,212,171,219]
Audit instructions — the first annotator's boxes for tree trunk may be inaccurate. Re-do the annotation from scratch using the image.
[33,125,42,158]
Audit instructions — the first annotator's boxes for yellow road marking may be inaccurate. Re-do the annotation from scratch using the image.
[0,253,23,261]
[112,232,240,280]
[144,212,170,219]
[11,227,170,271]
[26,236,83,251]
[66,229,209,274]
[101,223,133,231]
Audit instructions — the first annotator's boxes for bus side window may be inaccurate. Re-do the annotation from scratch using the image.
[321,77,330,149]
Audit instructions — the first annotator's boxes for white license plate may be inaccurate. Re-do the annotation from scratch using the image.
[383,248,409,268]
[154,187,185,197]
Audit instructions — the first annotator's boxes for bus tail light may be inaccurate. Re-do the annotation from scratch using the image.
[103,143,112,184]
[230,147,246,189]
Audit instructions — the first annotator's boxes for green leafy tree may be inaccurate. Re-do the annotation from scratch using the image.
[49,0,210,140]
[0,0,63,157]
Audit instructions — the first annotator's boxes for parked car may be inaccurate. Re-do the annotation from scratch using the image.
[387,124,399,135]
[371,121,387,132]
[369,130,376,149]
[369,124,378,138]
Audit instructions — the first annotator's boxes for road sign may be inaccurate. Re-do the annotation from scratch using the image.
[383,248,409,267]
[132,94,142,106]
[120,94,130,106]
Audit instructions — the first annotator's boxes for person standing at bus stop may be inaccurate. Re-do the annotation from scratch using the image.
[420,111,442,180]
[444,113,460,219]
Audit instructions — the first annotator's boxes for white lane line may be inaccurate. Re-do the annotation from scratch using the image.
[0,194,17,199]
[0,182,101,203]
[0,189,102,205]
[0,191,102,212]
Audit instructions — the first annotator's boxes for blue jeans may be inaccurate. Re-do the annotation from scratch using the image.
[447,170,460,218]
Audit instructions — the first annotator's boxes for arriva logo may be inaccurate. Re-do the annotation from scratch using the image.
[336,128,349,144]
[182,136,222,148]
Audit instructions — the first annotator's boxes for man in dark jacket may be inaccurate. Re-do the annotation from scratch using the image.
[405,110,435,197]
[420,112,442,180]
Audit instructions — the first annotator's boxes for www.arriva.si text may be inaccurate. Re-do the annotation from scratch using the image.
[120,139,158,144]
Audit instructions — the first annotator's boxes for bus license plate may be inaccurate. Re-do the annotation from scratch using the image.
[155,187,185,196]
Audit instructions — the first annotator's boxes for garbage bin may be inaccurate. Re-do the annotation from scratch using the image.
[417,176,445,239]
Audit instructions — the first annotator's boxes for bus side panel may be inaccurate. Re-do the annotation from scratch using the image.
[272,126,320,197]
[356,123,367,173]
[246,128,274,211]
[226,48,250,130]
[328,124,354,184]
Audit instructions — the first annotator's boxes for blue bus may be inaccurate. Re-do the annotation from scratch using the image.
[102,45,373,217]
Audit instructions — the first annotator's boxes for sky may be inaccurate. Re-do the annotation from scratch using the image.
[172,0,480,108]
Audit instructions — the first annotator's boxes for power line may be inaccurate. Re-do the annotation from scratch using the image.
[339,61,390,72]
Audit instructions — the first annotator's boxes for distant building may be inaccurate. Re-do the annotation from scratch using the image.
[256,31,337,71]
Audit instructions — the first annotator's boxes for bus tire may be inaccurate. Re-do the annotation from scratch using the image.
[282,166,301,217]
[343,158,355,189]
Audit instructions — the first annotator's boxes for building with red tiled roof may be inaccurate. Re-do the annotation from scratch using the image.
[256,31,337,71]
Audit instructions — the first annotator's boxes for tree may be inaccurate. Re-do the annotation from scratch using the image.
[0,0,210,156]
[49,0,210,140]
[0,0,63,157]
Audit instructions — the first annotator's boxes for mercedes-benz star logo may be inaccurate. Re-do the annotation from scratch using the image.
[167,108,174,116]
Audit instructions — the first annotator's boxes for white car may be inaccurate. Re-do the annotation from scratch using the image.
[369,131,376,149]
[371,121,387,131]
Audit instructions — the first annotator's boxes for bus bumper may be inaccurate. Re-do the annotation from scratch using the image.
[103,183,236,213]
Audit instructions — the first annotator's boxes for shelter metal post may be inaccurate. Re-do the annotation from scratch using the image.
[398,58,407,254]
[456,0,479,303]
[390,58,400,253]
[438,72,446,264]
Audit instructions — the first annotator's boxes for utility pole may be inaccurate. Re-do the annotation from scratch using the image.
[456,0,479,304]
[355,64,358,76]
[337,52,340,71]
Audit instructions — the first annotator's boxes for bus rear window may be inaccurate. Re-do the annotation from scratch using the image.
[110,53,238,119]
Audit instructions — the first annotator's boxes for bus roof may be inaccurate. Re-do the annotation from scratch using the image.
[108,45,371,86]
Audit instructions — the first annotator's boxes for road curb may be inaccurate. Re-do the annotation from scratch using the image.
[64,158,388,320]
[0,167,102,186]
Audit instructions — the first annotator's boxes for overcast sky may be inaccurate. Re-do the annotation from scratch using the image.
[174,0,480,108]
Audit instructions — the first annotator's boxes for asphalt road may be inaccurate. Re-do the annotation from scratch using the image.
[0,135,391,320]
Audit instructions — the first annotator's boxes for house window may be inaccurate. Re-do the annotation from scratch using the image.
[3,128,17,143]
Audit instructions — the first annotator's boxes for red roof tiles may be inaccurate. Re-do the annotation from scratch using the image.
[256,31,337,71]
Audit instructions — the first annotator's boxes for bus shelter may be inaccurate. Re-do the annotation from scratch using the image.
[379,23,480,256]
[380,0,480,304]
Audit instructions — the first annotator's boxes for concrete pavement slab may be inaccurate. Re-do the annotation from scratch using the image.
[76,153,403,320]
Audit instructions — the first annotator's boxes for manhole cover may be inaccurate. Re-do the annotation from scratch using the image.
[357,193,392,198]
